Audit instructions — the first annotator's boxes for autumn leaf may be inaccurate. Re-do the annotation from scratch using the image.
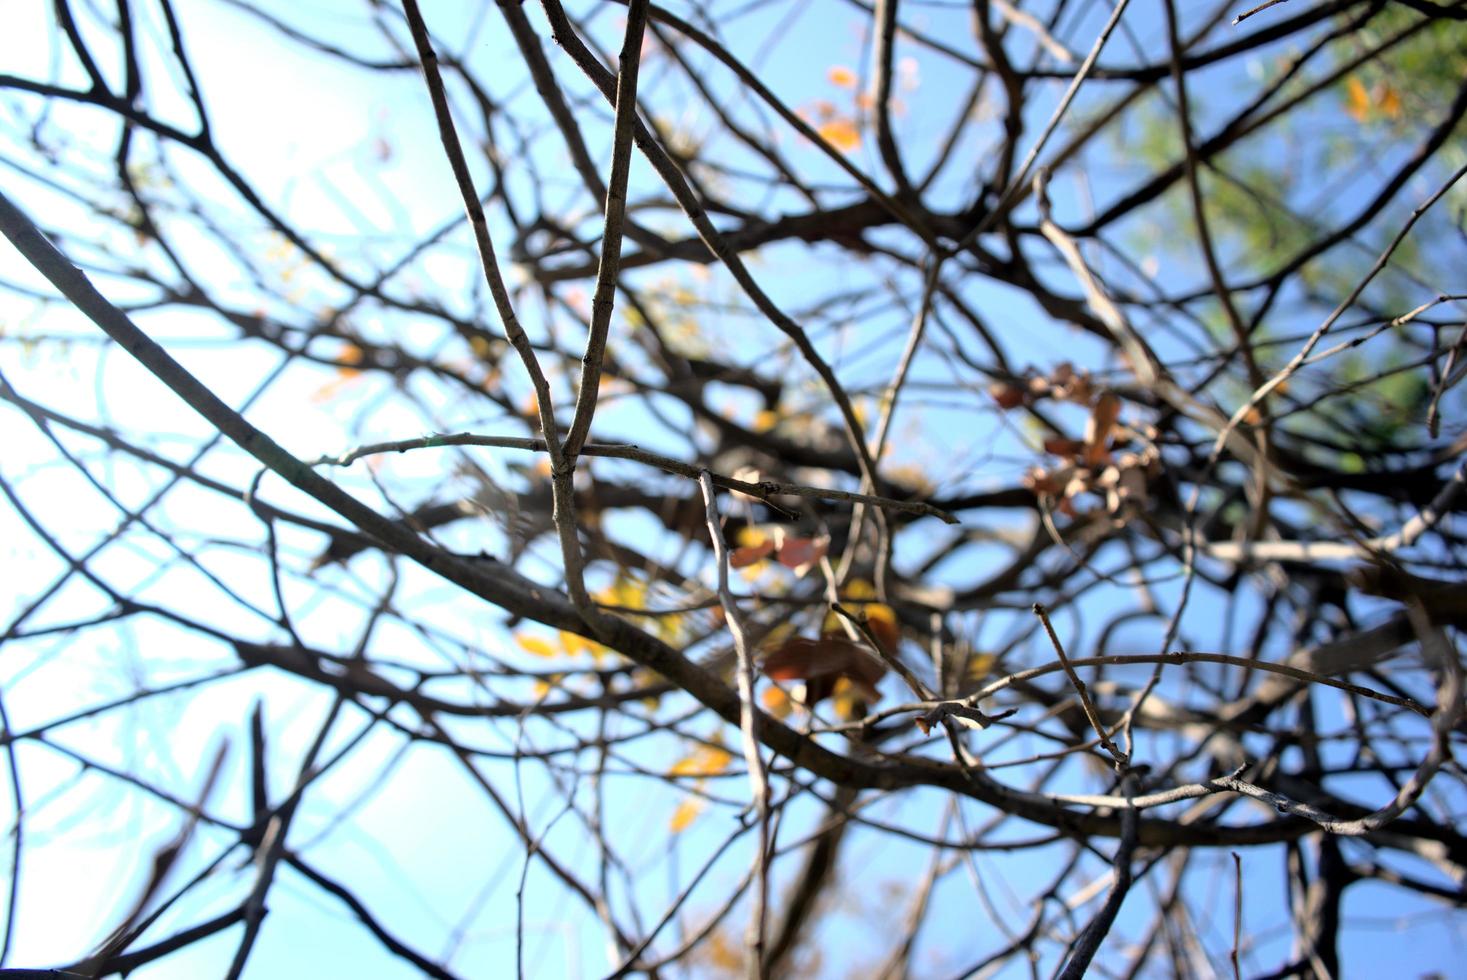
[775,534,828,575]
[730,539,776,568]
[333,342,366,372]
[1377,82,1401,119]
[668,740,733,778]
[1023,465,1066,497]
[988,381,1026,409]
[822,587,900,653]
[827,677,869,721]
[729,527,825,576]
[761,635,885,704]
[966,652,997,682]
[760,684,793,719]
[703,929,744,971]
[669,797,705,833]
[1083,390,1120,467]
[310,342,368,403]
[1344,75,1404,124]
[1345,75,1371,122]
[817,117,861,152]
[515,632,557,658]
[558,629,609,661]
[595,574,687,643]
[1043,437,1086,457]
[827,65,856,88]
[862,602,900,653]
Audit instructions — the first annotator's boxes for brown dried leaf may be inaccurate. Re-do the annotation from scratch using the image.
[730,539,776,568]
[761,636,885,703]
[1023,465,1065,497]
[988,382,1027,410]
[776,535,828,575]
[1043,437,1086,458]
[1083,391,1121,467]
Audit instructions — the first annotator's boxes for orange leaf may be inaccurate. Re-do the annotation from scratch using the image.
[309,372,362,404]
[760,685,793,719]
[1345,76,1370,122]
[333,342,366,371]
[1377,82,1401,119]
[827,65,857,88]
[730,539,776,568]
[817,117,861,152]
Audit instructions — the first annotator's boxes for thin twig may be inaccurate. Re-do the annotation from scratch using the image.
[398,0,561,465]
[960,0,1133,245]
[1033,604,1129,768]
[311,431,959,523]
[1231,851,1244,980]
[697,471,770,978]
[1233,0,1290,26]
[562,0,648,460]
[1058,772,1139,978]
[1204,163,1467,490]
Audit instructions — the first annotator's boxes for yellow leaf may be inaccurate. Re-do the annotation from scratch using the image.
[669,740,733,777]
[865,602,896,629]
[559,629,609,662]
[516,632,558,658]
[967,652,997,682]
[761,684,793,719]
[863,602,900,652]
[669,798,704,833]
[696,744,734,774]
[531,674,563,699]
[736,525,771,549]
[827,65,857,88]
[752,408,779,433]
[829,676,863,720]
[817,117,861,152]
[705,929,743,971]
[596,574,646,610]
[1345,76,1370,123]
[885,463,935,495]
